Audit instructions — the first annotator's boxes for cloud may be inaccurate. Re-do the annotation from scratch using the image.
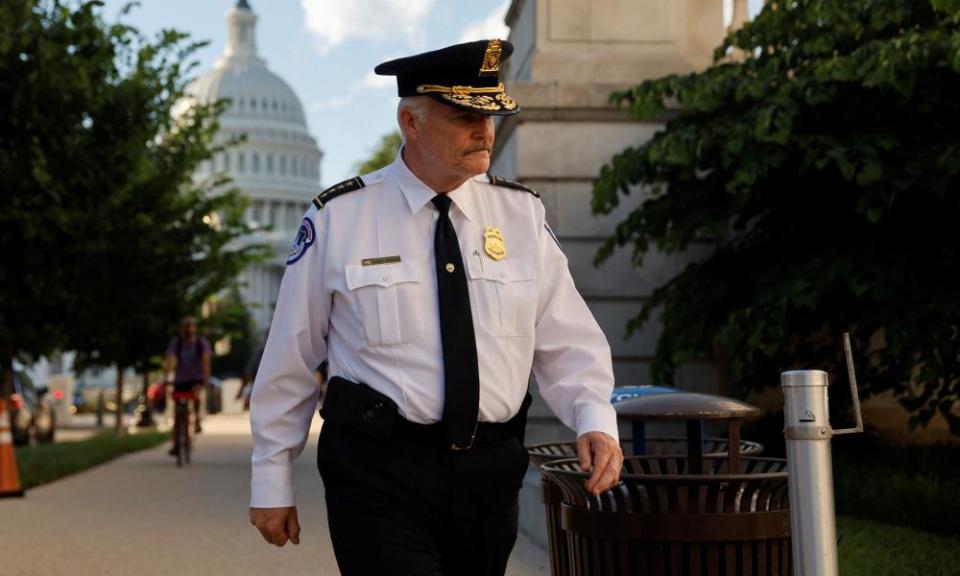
[300,0,435,54]
[311,96,350,112]
[360,70,395,90]
[457,0,510,43]
[310,69,395,114]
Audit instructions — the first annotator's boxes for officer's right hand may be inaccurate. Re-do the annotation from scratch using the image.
[250,506,301,547]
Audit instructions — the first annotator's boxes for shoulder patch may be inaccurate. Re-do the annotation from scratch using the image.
[286,217,316,265]
[313,176,365,209]
[487,174,540,198]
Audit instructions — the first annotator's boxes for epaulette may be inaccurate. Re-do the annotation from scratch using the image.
[487,174,540,198]
[312,176,365,209]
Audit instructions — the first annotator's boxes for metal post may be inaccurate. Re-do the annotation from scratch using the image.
[781,334,864,576]
[96,387,105,428]
[685,419,704,474]
[782,370,838,576]
[727,419,741,474]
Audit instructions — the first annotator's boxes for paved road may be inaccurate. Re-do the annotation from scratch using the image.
[0,413,550,576]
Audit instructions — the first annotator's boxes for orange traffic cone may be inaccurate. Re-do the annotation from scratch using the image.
[0,399,24,498]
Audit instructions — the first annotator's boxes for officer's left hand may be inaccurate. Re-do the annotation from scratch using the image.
[576,431,623,496]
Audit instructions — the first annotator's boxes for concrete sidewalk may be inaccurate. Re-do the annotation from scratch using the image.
[0,413,549,576]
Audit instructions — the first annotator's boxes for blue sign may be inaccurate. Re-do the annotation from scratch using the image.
[610,385,676,404]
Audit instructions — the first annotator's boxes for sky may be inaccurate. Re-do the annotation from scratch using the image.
[98,0,763,186]
[98,0,512,186]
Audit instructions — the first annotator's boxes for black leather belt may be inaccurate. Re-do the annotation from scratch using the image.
[321,376,531,450]
[392,408,526,451]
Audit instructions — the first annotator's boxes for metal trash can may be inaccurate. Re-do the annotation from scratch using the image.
[538,392,790,575]
[527,388,765,576]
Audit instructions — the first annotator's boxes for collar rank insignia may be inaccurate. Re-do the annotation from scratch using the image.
[479,39,503,77]
[487,173,540,198]
[313,176,365,210]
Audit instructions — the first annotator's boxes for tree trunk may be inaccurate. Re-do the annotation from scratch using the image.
[133,368,155,428]
[0,344,15,402]
[142,371,150,409]
[114,366,125,437]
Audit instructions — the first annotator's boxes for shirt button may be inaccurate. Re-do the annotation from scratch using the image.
[446,263,455,273]
[382,275,390,282]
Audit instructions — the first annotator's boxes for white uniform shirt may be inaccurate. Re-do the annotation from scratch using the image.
[250,154,617,507]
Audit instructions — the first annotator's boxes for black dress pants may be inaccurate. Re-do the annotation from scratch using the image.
[317,419,529,576]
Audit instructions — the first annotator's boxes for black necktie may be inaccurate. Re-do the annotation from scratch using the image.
[431,194,480,447]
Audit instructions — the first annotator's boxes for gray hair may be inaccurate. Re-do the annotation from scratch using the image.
[397,96,432,142]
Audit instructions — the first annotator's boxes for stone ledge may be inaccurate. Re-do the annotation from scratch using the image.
[508,80,633,111]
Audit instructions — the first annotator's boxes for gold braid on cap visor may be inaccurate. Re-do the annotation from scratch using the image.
[416,82,518,111]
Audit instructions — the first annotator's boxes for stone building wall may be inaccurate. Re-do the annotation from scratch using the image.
[491,0,748,545]
[492,0,738,446]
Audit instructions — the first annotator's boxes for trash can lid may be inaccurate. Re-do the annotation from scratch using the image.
[610,385,677,404]
[614,391,761,421]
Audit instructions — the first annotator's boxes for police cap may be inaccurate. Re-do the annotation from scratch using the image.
[374,39,519,115]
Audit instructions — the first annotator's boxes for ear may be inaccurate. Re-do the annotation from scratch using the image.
[399,107,420,143]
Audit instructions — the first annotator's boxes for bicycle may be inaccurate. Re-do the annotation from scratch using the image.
[171,390,196,467]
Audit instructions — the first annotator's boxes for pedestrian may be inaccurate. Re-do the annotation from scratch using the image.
[164,316,211,441]
[248,39,623,575]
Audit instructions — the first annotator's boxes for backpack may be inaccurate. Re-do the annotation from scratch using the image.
[174,336,204,362]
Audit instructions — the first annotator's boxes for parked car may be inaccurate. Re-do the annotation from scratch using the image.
[10,369,56,445]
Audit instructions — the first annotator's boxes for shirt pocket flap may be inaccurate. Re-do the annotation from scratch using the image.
[466,257,536,284]
[345,261,422,289]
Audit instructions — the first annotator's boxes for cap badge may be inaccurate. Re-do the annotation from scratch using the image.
[483,226,506,261]
[479,39,503,77]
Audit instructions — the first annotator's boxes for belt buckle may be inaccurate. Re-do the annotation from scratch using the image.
[450,423,478,451]
[450,437,475,451]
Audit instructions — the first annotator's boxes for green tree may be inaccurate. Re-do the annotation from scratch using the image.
[0,0,128,399]
[206,288,257,378]
[593,0,960,432]
[353,131,402,175]
[60,16,265,434]
[0,1,266,429]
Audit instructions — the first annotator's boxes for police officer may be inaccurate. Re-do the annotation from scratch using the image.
[248,39,623,575]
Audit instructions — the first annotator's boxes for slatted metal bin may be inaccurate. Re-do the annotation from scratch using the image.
[528,439,764,576]
[542,454,791,576]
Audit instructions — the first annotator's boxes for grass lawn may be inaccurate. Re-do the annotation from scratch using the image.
[14,430,169,490]
[839,515,960,576]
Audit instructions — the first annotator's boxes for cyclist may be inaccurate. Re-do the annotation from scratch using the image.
[164,316,211,454]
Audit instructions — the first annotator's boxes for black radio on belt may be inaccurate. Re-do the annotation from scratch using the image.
[321,376,398,438]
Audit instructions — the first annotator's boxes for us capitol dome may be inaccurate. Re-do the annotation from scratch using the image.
[186,0,323,332]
